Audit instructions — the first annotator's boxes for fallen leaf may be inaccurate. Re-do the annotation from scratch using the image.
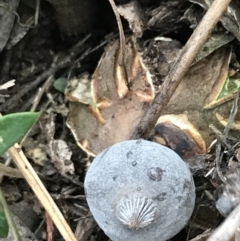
[48,139,75,176]
[152,113,206,158]
[162,47,240,147]
[67,36,154,156]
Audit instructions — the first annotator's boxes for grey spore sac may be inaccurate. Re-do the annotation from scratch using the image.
[84,139,196,241]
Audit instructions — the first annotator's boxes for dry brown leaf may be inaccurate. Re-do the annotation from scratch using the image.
[67,36,154,156]
[162,47,240,148]
[67,42,240,155]
[48,139,75,176]
[152,113,206,158]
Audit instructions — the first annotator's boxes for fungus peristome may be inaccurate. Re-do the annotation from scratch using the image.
[84,140,196,241]
[67,37,155,156]
[156,113,206,152]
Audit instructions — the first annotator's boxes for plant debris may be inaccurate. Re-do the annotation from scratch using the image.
[1,0,240,240]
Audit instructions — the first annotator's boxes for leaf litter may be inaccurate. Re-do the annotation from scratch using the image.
[1,0,240,240]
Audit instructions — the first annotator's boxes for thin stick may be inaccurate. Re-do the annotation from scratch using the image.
[108,0,130,89]
[34,0,40,26]
[8,144,78,241]
[30,76,54,112]
[131,0,232,139]
[207,89,240,241]
[108,0,125,65]
[0,162,23,178]
[0,157,12,182]
[1,34,91,112]
[223,89,240,137]
[207,204,240,241]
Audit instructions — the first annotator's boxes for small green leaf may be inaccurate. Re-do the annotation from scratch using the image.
[217,77,230,100]
[217,77,240,100]
[0,209,9,238]
[53,78,67,93]
[0,112,40,156]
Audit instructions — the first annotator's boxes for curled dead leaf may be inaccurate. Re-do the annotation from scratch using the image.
[48,139,75,176]
[67,38,240,157]
[151,113,206,159]
[65,73,92,104]
[67,36,154,156]
[216,112,240,130]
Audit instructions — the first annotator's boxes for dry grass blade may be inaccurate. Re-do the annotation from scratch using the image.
[0,162,22,178]
[8,144,78,241]
[0,79,15,90]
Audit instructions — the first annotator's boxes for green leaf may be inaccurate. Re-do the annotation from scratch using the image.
[0,112,40,156]
[53,78,67,93]
[217,77,230,100]
[0,209,9,238]
[217,77,240,100]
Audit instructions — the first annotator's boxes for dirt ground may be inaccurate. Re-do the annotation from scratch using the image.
[1,0,240,240]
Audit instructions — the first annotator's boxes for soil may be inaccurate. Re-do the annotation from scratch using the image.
[1,0,240,241]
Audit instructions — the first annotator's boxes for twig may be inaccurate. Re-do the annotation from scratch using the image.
[0,157,12,183]
[19,94,37,112]
[34,0,40,26]
[108,0,130,88]
[215,143,226,183]
[18,75,53,145]
[0,187,22,241]
[223,88,240,137]
[208,125,227,182]
[34,219,45,236]
[209,124,232,150]
[46,211,54,241]
[0,162,23,178]
[131,0,232,139]
[207,203,240,241]
[8,143,78,241]
[108,0,125,65]
[30,76,54,112]
[63,35,114,81]
[206,91,240,241]
[209,91,240,182]
[1,34,91,112]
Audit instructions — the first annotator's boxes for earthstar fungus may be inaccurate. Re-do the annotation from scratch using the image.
[67,36,155,156]
[84,140,196,241]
